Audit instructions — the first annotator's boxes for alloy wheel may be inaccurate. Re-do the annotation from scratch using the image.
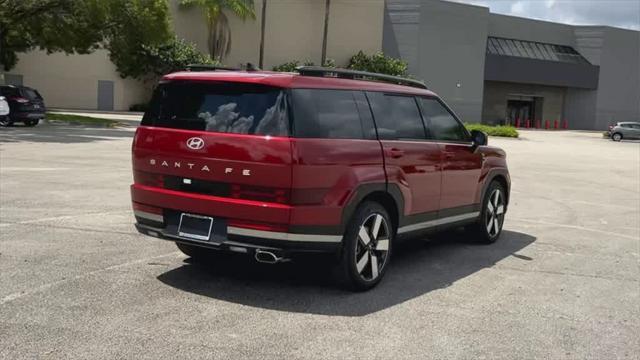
[0,117,10,127]
[612,133,622,141]
[485,189,505,237]
[354,213,390,281]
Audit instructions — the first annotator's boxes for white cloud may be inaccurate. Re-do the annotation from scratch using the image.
[450,0,640,30]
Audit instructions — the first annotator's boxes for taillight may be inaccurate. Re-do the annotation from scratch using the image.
[134,171,164,187]
[10,97,29,104]
[608,125,614,131]
[230,184,290,204]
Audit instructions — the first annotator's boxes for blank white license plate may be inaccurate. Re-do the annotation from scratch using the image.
[178,213,213,241]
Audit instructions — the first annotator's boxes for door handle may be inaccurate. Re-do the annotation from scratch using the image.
[387,148,405,158]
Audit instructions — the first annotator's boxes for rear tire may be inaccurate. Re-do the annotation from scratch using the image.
[612,133,623,141]
[467,181,506,244]
[176,242,220,261]
[25,119,39,127]
[0,116,12,127]
[335,201,393,291]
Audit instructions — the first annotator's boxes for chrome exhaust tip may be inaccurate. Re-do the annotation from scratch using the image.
[254,249,289,264]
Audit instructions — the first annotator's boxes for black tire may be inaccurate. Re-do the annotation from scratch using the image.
[0,116,12,127]
[25,119,39,127]
[175,242,220,261]
[335,201,393,291]
[467,181,507,244]
[612,133,623,142]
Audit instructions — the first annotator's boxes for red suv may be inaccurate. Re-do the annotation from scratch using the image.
[131,66,510,290]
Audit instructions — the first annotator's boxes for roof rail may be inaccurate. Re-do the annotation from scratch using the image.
[296,66,427,89]
[185,64,240,72]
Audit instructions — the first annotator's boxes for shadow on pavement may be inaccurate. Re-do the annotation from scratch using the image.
[0,123,134,144]
[157,230,536,316]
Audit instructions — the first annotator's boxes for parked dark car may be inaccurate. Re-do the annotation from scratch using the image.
[131,66,510,290]
[0,85,46,127]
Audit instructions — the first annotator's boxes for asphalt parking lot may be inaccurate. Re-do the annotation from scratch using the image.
[1,124,638,359]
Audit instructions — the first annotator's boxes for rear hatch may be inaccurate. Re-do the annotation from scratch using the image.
[132,80,293,225]
[19,87,45,113]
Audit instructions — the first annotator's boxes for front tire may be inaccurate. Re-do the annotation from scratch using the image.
[612,133,623,141]
[335,201,393,291]
[468,181,506,244]
[25,119,39,127]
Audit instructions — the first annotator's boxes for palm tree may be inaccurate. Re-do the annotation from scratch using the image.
[320,0,331,65]
[180,0,256,62]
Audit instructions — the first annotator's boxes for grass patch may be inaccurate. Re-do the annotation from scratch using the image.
[45,113,122,127]
[465,123,519,138]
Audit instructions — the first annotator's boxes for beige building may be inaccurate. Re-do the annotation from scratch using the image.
[2,0,384,111]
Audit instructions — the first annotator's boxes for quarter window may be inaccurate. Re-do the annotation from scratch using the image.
[367,92,426,140]
[419,97,469,142]
[291,89,366,139]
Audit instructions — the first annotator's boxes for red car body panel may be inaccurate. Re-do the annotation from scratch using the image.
[131,70,510,253]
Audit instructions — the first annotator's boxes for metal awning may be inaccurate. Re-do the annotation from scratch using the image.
[484,37,599,89]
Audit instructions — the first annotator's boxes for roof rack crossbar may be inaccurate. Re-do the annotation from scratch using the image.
[295,66,427,89]
[185,64,240,72]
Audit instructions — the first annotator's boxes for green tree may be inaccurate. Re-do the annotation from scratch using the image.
[347,51,409,77]
[114,37,218,81]
[0,0,103,71]
[179,0,256,61]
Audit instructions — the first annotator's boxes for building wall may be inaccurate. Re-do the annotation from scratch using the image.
[4,0,383,111]
[488,14,576,46]
[385,0,489,122]
[172,0,384,69]
[8,50,149,111]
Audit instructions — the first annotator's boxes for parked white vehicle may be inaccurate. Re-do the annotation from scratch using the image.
[0,96,9,117]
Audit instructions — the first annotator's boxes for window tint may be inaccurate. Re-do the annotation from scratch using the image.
[0,87,20,97]
[291,89,366,139]
[367,92,426,140]
[142,82,289,136]
[419,97,469,142]
[21,88,42,100]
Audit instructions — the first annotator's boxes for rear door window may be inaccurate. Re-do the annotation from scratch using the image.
[142,81,290,136]
[366,92,426,140]
[291,89,369,139]
[418,97,469,142]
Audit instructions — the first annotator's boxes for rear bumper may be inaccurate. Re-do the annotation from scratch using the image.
[135,221,341,254]
[11,111,45,120]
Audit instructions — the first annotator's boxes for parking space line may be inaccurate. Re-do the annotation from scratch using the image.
[0,210,128,228]
[0,251,180,305]
[510,218,639,240]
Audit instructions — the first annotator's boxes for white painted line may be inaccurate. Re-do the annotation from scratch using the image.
[0,210,128,228]
[0,251,180,305]
[510,218,639,240]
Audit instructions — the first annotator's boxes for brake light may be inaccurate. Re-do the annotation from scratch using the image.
[134,171,164,187]
[230,184,289,204]
[10,97,29,104]
[132,202,163,215]
[228,219,288,232]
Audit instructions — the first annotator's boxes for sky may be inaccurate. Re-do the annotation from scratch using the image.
[450,0,640,30]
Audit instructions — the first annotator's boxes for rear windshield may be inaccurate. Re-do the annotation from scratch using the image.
[21,88,42,100]
[142,81,290,136]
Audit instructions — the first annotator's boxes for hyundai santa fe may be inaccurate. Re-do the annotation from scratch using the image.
[131,66,510,290]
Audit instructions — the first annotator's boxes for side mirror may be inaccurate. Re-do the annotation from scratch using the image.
[471,129,488,150]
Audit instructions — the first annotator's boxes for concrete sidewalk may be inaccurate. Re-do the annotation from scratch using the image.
[48,109,143,122]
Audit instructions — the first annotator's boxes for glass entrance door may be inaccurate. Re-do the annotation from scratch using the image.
[506,100,534,126]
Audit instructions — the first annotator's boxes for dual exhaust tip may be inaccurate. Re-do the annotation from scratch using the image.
[254,249,290,264]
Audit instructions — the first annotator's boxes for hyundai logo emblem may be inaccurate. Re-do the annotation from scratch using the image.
[186,137,205,150]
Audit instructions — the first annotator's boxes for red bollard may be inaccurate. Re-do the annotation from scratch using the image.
[515,118,520,128]
[563,119,568,129]
[554,119,559,129]
[525,119,530,128]
[545,120,550,129]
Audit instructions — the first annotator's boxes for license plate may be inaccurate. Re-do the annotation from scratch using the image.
[178,213,213,241]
